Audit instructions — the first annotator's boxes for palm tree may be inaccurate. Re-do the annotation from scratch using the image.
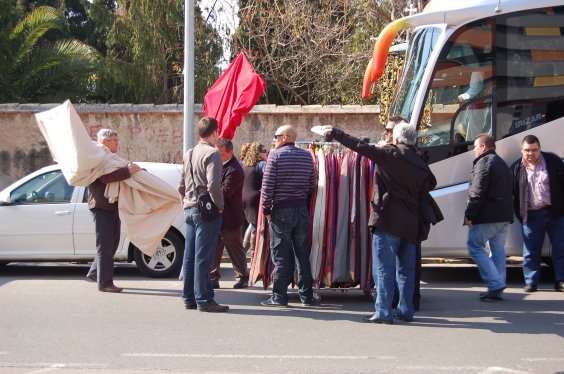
[0,6,101,103]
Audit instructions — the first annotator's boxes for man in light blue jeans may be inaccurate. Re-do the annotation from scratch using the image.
[372,229,416,322]
[325,122,438,324]
[464,134,513,301]
[178,117,229,313]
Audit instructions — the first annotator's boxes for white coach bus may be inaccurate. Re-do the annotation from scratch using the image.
[363,0,564,258]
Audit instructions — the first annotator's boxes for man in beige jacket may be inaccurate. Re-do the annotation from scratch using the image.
[178,117,229,313]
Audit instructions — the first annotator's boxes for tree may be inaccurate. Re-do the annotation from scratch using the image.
[0,5,101,102]
[233,0,412,105]
[95,0,223,104]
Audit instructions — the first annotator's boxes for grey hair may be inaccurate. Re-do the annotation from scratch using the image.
[393,121,417,145]
[97,128,118,143]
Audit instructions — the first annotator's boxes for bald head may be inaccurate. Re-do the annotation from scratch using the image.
[277,125,296,141]
[273,125,297,149]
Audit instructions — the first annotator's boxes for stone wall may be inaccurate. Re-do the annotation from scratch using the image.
[0,103,380,189]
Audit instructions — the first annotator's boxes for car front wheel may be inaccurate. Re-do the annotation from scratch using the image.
[133,230,184,278]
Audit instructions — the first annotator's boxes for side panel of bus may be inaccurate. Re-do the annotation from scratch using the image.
[417,6,564,257]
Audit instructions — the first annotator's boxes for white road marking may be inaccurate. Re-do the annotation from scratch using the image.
[521,357,564,362]
[122,353,396,360]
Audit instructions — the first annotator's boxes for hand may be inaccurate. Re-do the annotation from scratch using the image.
[465,218,473,228]
[458,93,470,101]
[127,162,141,174]
[319,125,333,135]
[266,214,271,223]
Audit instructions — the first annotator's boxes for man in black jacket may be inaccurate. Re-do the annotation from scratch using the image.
[511,135,564,293]
[324,122,437,324]
[464,134,513,301]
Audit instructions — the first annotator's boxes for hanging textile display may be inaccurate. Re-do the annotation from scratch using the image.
[248,143,374,292]
[309,148,327,284]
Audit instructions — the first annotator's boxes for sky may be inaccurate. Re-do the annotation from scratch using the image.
[199,0,239,66]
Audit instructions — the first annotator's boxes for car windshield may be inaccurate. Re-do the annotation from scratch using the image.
[390,26,442,121]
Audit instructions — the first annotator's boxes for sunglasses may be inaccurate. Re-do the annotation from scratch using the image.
[384,128,393,133]
[273,134,284,139]
[260,149,268,153]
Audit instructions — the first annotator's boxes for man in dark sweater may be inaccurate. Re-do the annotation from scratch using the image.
[464,134,513,301]
[511,135,564,293]
[260,125,317,307]
[210,137,249,289]
[86,129,141,293]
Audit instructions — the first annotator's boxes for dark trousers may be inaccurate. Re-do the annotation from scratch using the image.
[269,207,313,305]
[211,226,249,282]
[87,208,121,288]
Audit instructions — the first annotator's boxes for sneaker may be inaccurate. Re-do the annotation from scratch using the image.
[260,298,288,307]
[362,315,393,324]
[86,273,97,282]
[198,301,229,313]
[233,280,249,289]
[524,284,538,293]
[555,281,564,292]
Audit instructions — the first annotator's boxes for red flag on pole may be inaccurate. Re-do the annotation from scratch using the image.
[204,52,266,139]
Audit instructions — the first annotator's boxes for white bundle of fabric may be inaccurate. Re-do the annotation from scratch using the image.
[35,100,182,256]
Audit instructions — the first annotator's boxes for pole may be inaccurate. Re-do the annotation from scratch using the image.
[183,0,195,152]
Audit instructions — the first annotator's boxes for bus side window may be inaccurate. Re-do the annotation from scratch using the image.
[495,6,564,139]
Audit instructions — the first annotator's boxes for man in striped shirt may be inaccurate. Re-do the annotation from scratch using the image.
[260,125,317,307]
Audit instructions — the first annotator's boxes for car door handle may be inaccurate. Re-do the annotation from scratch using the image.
[54,210,71,216]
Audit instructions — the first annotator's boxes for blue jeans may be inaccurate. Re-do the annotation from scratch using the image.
[467,222,508,291]
[269,206,313,305]
[182,207,222,307]
[522,208,564,285]
[372,229,416,322]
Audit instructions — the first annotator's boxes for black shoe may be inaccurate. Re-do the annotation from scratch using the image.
[212,280,220,289]
[301,299,320,307]
[362,315,393,324]
[198,301,229,313]
[524,284,538,293]
[480,287,504,302]
[233,280,249,289]
[260,298,288,307]
[555,281,564,292]
[393,312,413,322]
[184,302,197,310]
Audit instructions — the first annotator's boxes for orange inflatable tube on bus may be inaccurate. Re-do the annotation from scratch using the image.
[362,18,409,99]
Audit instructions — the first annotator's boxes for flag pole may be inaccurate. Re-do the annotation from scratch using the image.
[183,0,195,152]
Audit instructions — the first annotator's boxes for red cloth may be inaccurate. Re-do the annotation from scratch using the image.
[204,52,266,139]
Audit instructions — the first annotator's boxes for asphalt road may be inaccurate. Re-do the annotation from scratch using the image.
[0,262,562,374]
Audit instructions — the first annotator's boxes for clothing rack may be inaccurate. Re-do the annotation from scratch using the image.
[295,140,379,146]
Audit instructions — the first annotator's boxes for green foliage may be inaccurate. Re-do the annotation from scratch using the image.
[0,6,100,102]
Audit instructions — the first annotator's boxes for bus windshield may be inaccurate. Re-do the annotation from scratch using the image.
[391,26,441,121]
